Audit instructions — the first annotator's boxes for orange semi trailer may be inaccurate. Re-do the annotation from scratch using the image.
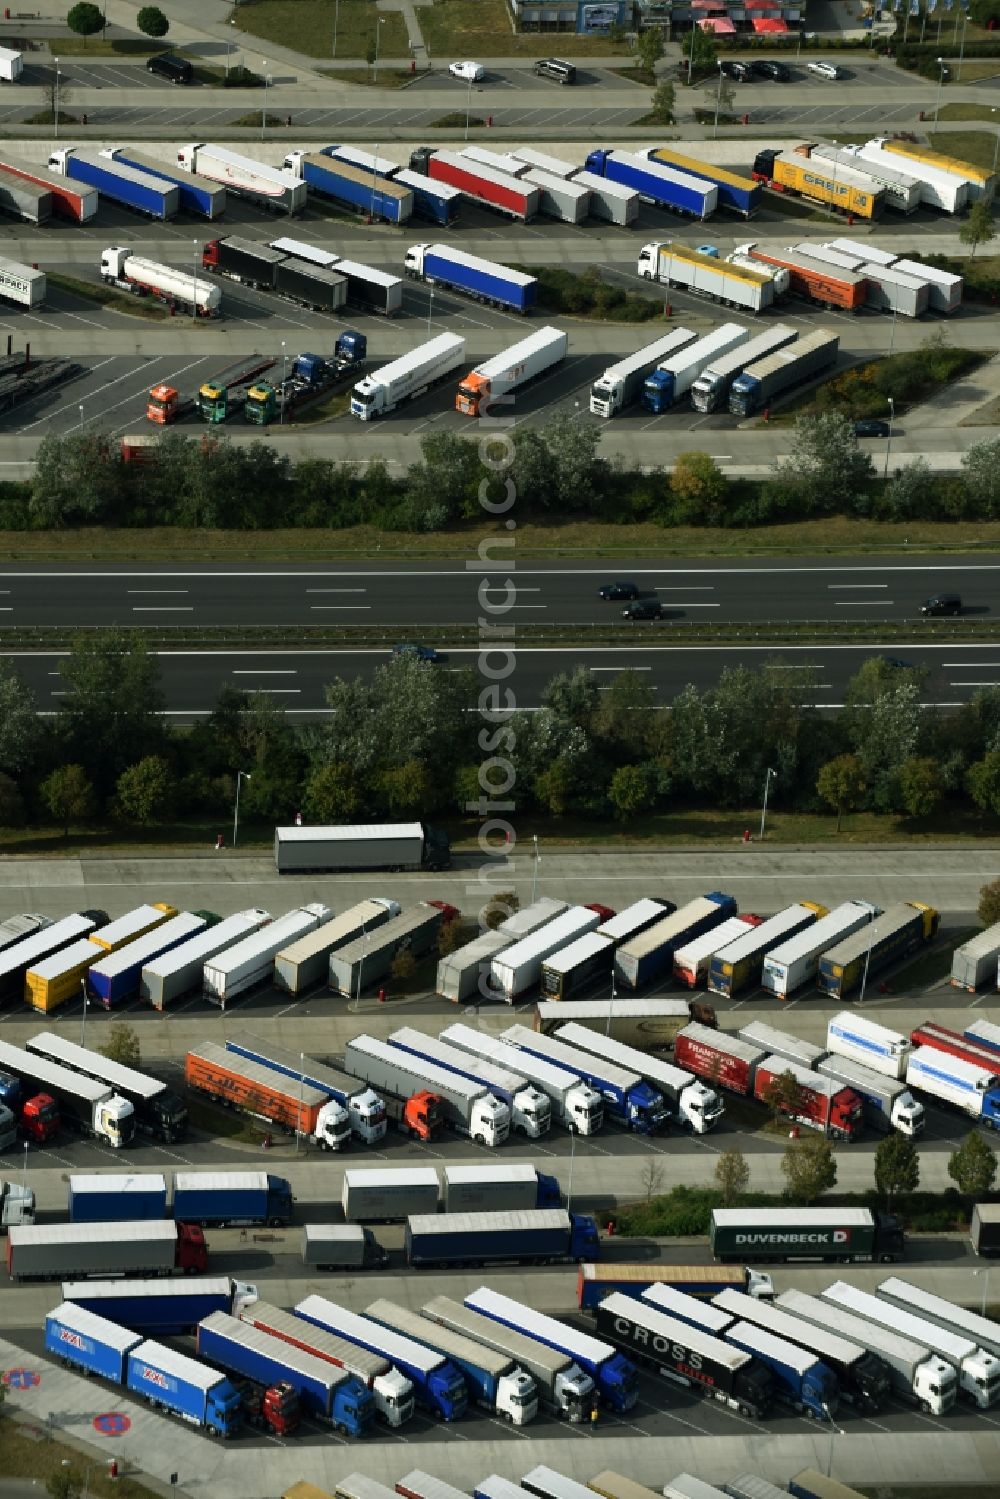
[185,1041,353,1150]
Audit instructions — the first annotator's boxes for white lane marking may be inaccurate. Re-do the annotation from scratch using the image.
[589,666,652,671]
[232,670,298,675]
[128,589,190,595]
[827,583,889,588]
[131,607,195,613]
[305,588,367,593]
[836,601,895,606]
[309,605,372,611]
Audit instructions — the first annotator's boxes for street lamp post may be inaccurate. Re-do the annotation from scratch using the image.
[261,62,269,139]
[759,767,777,841]
[957,11,968,80]
[687,17,698,85]
[280,340,287,424]
[884,396,895,480]
[373,16,386,84]
[974,1266,992,1316]
[21,1140,27,1192]
[607,976,617,1037]
[821,1403,843,1477]
[531,834,540,903]
[465,73,474,140]
[713,60,724,140]
[565,1127,577,1214]
[233,770,251,846]
[934,57,946,124]
[80,978,89,1046]
[427,284,434,334]
[78,403,84,429]
[296,1054,305,1154]
[332,0,340,58]
[859,925,878,1004]
[54,58,60,140]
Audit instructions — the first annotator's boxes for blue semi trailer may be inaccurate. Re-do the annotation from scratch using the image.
[403,242,536,314]
[68,1173,167,1222]
[283,149,413,224]
[404,1209,599,1269]
[394,167,461,226]
[61,1275,257,1336]
[48,147,179,219]
[172,1171,292,1227]
[501,1023,669,1135]
[102,146,226,218]
[585,148,717,220]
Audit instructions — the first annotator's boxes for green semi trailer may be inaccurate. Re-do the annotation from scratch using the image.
[710,1207,904,1265]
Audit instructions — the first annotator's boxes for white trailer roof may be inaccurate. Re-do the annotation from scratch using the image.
[366,1297,511,1377]
[63,1275,231,1302]
[342,1166,438,1190]
[391,1028,527,1095]
[860,140,968,191]
[909,1045,996,1088]
[522,1467,596,1499]
[607,149,717,203]
[828,1010,908,1051]
[332,258,403,288]
[726,1319,821,1375]
[279,901,389,965]
[878,1276,1000,1352]
[514,147,576,178]
[192,144,299,189]
[811,143,919,193]
[27,1034,166,1100]
[542,932,612,976]
[28,937,104,980]
[737,1023,826,1067]
[571,169,638,202]
[461,145,519,172]
[465,1286,615,1364]
[173,1171,267,1193]
[498,897,568,937]
[673,915,752,967]
[438,929,512,972]
[620,896,728,962]
[503,1023,640,1090]
[823,1282,978,1362]
[69,1173,165,1196]
[89,913,204,978]
[892,258,962,290]
[48,1301,143,1352]
[664,1478,730,1499]
[494,907,600,974]
[326,144,399,176]
[696,325,797,383]
[778,1288,931,1364]
[296,1296,445,1376]
[350,1034,484,1100]
[394,168,462,200]
[765,900,876,968]
[409,1208,568,1237]
[643,1282,732,1332]
[715,1206,875,1229]
[336,1476,399,1499]
[417,241,536,288]
[143,910,269,980]
[468,326,566,383]
[714,1288,866,1366]
[136,1335,228,1392]
[967,1017,1000,1049]
[538,998,690,1024]
[826,236,898,265]
[524,167,589,200]
[601,1292,747,1370]
[441,1023,583,1092]
[205,905,326,975]
[0,1040,110,1102]
[398,1473,469,1499]
[595,899,668,943]
[90,904,168,948]
[657,322,747,377]
[268,235,339,266]
[14,1221,175,1246]
[370,333,465,387]
[276,821,421,845]
[443,1163,538,1187]
[477,1479,536,1499]
[952,923,1000,963]
[554,1023,693,1094]
[596,327,696,386]
[714,903,817,962]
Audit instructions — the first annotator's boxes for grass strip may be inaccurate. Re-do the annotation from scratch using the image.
[0,1417,161,1499]
[47,271,172,322]
[234,0,408,61]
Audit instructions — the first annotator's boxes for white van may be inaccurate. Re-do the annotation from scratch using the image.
[807,60,840,79]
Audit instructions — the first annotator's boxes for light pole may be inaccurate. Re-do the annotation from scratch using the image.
[531,834,540,903]
[974,1266,992,1316]
[607,975,617,1037]
[54,58,60,140]
[687,17,698,85]
[261,61,269,140]
[565,1126,577,1214]
[296,1053,305,1154]
[759,767,777,841]
[233,770,251,846]
[713,59,724,140]
[934,56,946,123]
[859,925,878,1005]
[373,16,386,84]
[332,0,340,58]
[78,403,84,429]
[280,340,287,424]
[427,283,434,334]
[369,142,380,221]
[884,396,895,480]
[465,72,474,140]
[192,238,199,323]
[21,1140,27,1192]
[821,1403,843,1477]
[80,978,89,1046]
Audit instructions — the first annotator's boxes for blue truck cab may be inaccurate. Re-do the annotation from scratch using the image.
[537,1171,561,1208]
[723,1320,838,1419]
[508,1028,668,1136]
[640,366,676,415]
[171,1171,292,1228]
[336,330,367,367]
[128,1338,242,1438]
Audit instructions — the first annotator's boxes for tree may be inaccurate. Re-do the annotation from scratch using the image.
[136,5,169,37]
[781,1135,838,1204]
[593,670,657,759]
[437,919,461,958]
[762,1068,809,1127]
[46,1471,77,1499]
[959,199,996,258]
[482,891,518,931]
[40,764,95,836]
[641,1157,666,1200]
[389,948,417,985]
[779,413,874,510]
[874,1131,920,1207]
[57,629,165,796]
[843,669,921,812]
[67,2,103,44]
[115,756,173,825]
[979,878,1000,927]
[688,22,718,76]
[948,1130,998,1197]
[0,662,39,775]
[0,773,25,827]
[305,761,361,822]
[100,1023,141,1070]
[365,38,377,72]
[608,764,655,821]
[714,1148,750,1206]
[637,27,664,73]
[669,450,728,523]
[962,436,1000,513]
[897,755,941,818]
[967,749,1000,817]
[649,79,675,125]
[881,457,936,521]
[816,753,867,831]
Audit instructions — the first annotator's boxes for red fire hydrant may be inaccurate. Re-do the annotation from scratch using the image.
[378,987,387,1005]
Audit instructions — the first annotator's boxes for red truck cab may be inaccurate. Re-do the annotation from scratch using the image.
[20,1092,58,1143]
[176,1222,209,1273]
[239,1379,300,1435]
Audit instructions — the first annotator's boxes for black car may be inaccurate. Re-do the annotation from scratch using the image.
[921,593,962,616]
[720,60,753,81]
[599,581,639,600]
[854,418,890,438]
[392,643,442,662]
[751,59,790,80]
[622,599,663,620]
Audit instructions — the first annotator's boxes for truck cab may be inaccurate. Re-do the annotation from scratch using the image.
[239,1378,301,1435]
[314,1098,351,1151]
[244,381,277,424]
[0,1180,35,1229]
[470,1093,510,1148]
[677,1078,724,1133]
[568,1213,600,1260]
[199,381,229,422]
[373,1366,415,1426]
[19,1090,59,1142]
[146,383,182,424]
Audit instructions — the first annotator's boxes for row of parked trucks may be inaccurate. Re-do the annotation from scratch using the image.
[294,1471,867,1499]
[751,135,994,217]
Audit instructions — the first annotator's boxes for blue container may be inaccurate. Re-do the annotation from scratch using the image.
[126,1338,241,1436]
[298,154,412,224]
[87,914,206,1008]
[585,148,715,219]
[103,147,225,219]
[62,1276,235,1336]
[45,1303,141,1382]
[622,891,737,989]
[69,1173,168,1223]
[421,247,535,313]
[394,168,460,226]
[171,1172,292,1227]
[56,149,178,219]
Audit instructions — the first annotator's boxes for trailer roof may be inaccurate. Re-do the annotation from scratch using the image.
[366,1297,511,1377]
[696,326,798,383]
[739,328,838,380]
[91,904,171,949]
[713,902,818,962]
[823,1282,979,1360]
[105,148,223,195]
[673,915,753,965]
[763,900,876,967]
[676,1022,766,1067]
[246,1301,385,1379]
[227,1035,360,1098]
[910,1044,996,1085]
[522,1468,597,1499]
[821,902,924,965]
[443,1163,538,1187]
[555,1024,692,1093]
[592,898,667,943]
[0,1040,112,1103]
[279,901,390,964]
[397,1472,470,1499]
[499,896,568,937]
[952,920,1000,961]
[469,326,567,383]
[275,821,422,844]
[727,1319,822,1375]
[331,258,403,289]
[174,1171,268,1193]
[343,1166,438,1188]
[589,1473,662,1499]
[437,929,513,978]
[788,1473,866,1499]
[204,905,326,974]
[878,1275,1000,1353]
[189,1041,328,1107]
[74,149,176,194]
[737,1022,826,1065]
[617,896,724,961]
[606,149,717,202]
[348,1033,485,1100]
[268,235,338,267]
[136,1334,229,1391]
[541,932,612,975]
[502,1023,641,1091]
[389,1026,529,1094]
[409,1208,569,1237]
[827,1009,908,1047]
[335,1476,398,1499]
[441,1023,582,1092]
[465,1286,616,1365]
[69,1173,166,1195]
[14,1220,177,1247]
[647,146,757,195]
[63,1275,232,1301]
[394,168,462,200]
[493,907,600,972]
[713,1207,874,1227]
[514,147,575,177]
[813,143,919,191]
[601,1292,748,1370]
[714,1288,867,1366]
[596,327,697,386]
[537,997,691,1024]
[296,1295,445,1376]
[777,1288,932,1364]
[643,1282,732,1331]
[365,336,466,391]
[190,144,300,188]
[89,913,204,978]
[582,1263,744,1286]
[28,937,105,980]
[48,1301,143,1352]
[417,240,536,289]
[571,170,638,201]
[27,1034,169,1100]
[476,1478,535,1499]
[523,167,589,198]
[203,1309,352,1387]
[143,909,269,979]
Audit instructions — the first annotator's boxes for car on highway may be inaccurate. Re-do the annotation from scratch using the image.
[807,60,840,79]
[751,59,791,81]
[720,60,752,81]
[854,418,890,437]
[449,60,485,81]
[621,598,663,620]
[392,643,443,662]
[599,581,640,600]
[920,593,962,616]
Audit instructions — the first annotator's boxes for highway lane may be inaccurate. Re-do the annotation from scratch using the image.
[1,556,997,628]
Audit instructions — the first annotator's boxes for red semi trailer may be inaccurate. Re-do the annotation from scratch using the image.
[741,244,867,313]
[909,1021,1000,1077]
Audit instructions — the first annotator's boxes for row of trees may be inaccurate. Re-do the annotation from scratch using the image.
[6,637,1000,833]
[19,408,1000,535]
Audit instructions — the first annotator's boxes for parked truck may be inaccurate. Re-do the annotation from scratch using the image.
[0,152,96,221]
[762,900,878,998]
[570,169,638,224]
[615,893,734,989]
[410,147,539,221]
[777,1287,956,1414]
[403,244,536,314]
[577,1263,773,1310]
[0,163,50,223]
[951,922,1000,991]
[751,147,884,219]
[393,167,461,227]
[86,912,207,1005]
[455,326,566,417]
[68,1173,166,1222]
[811,143,921,214]
[351,333,465,421]
[905,1046,1000,1126]
[342,1167,440,1223]
[709,902,824,998]
[826,1011,911,1080]
[441,1022,604,1134]
[554,1022,723,1133]
[709,1206,904,1265]
[25,1033,187,1143]
[519,167,589,222]
[593,1292,774,1418]
[404,1208,598,1268]
[48,147,178,218]
[910,1019,1000,1074]
[282,149,412,223]
[637,243,776,315]
[275,822,448,873]
[302,1225,388,1271]
[690,326,797,413]
[344,1035,508,1146]
[892,257,962,314]
[178,145,305,215]
[102,145,225,218]
[536,998,703,1053]
[643,148,761,217]
[857,139,970,213]
[585,148,717,218]
[972,1203,1000,1257]
[441,1164,560,1212]
[823,1281,1000,1407]
[816,1053,924,1136]
[741,242,869,311]
[878,1275,1000,1362]
[186,1042,353,1151]
[0,254,44,309]
[502,1023,668,1134]
[0,1178,34,1229]
[737,1021,827,1073]
[141,909,270,1010]
[274,901,396,996]
[712,1287,891,1411]
[62,1275,257,1335]
[226,1034,387,1146]
[966,1018,1000,1056]
[540,934,613,1001]
[8,1220,207,1281]
[589,328,696,418]
[365,1297,537,1423]
[464,1285,639,1413]
[641,322,749,414]
[673,915,761,988]
[0,1038,133,1148]
[45,1303,241,1437]
[754,1056,862,1139]
[388,1030,550,1138]
[489,906,601,1001]
[173,1171,292,1228]
[729,327,840,416]
[197,1311,375,1434]
[818,901,939,1000]
[420,1293,594,1421]
[295,1294,468,1421]
[241,1298,413,1428]
[203,903,329,1005]
[437,930,516,1004]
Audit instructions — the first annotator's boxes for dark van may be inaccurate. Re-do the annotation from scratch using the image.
[146,52,193,85]
[534,57,576,84]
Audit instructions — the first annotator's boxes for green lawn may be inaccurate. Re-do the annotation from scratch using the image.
[47,271,173,322]
[936,103,1000,122]
[419,0,630,58]
[47,36,161,56]
[0,1420,160,1499]
[233,0,409,61]
[318,67,415,87]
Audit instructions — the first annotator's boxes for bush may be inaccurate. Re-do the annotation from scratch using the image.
[614,1183,978,1237]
